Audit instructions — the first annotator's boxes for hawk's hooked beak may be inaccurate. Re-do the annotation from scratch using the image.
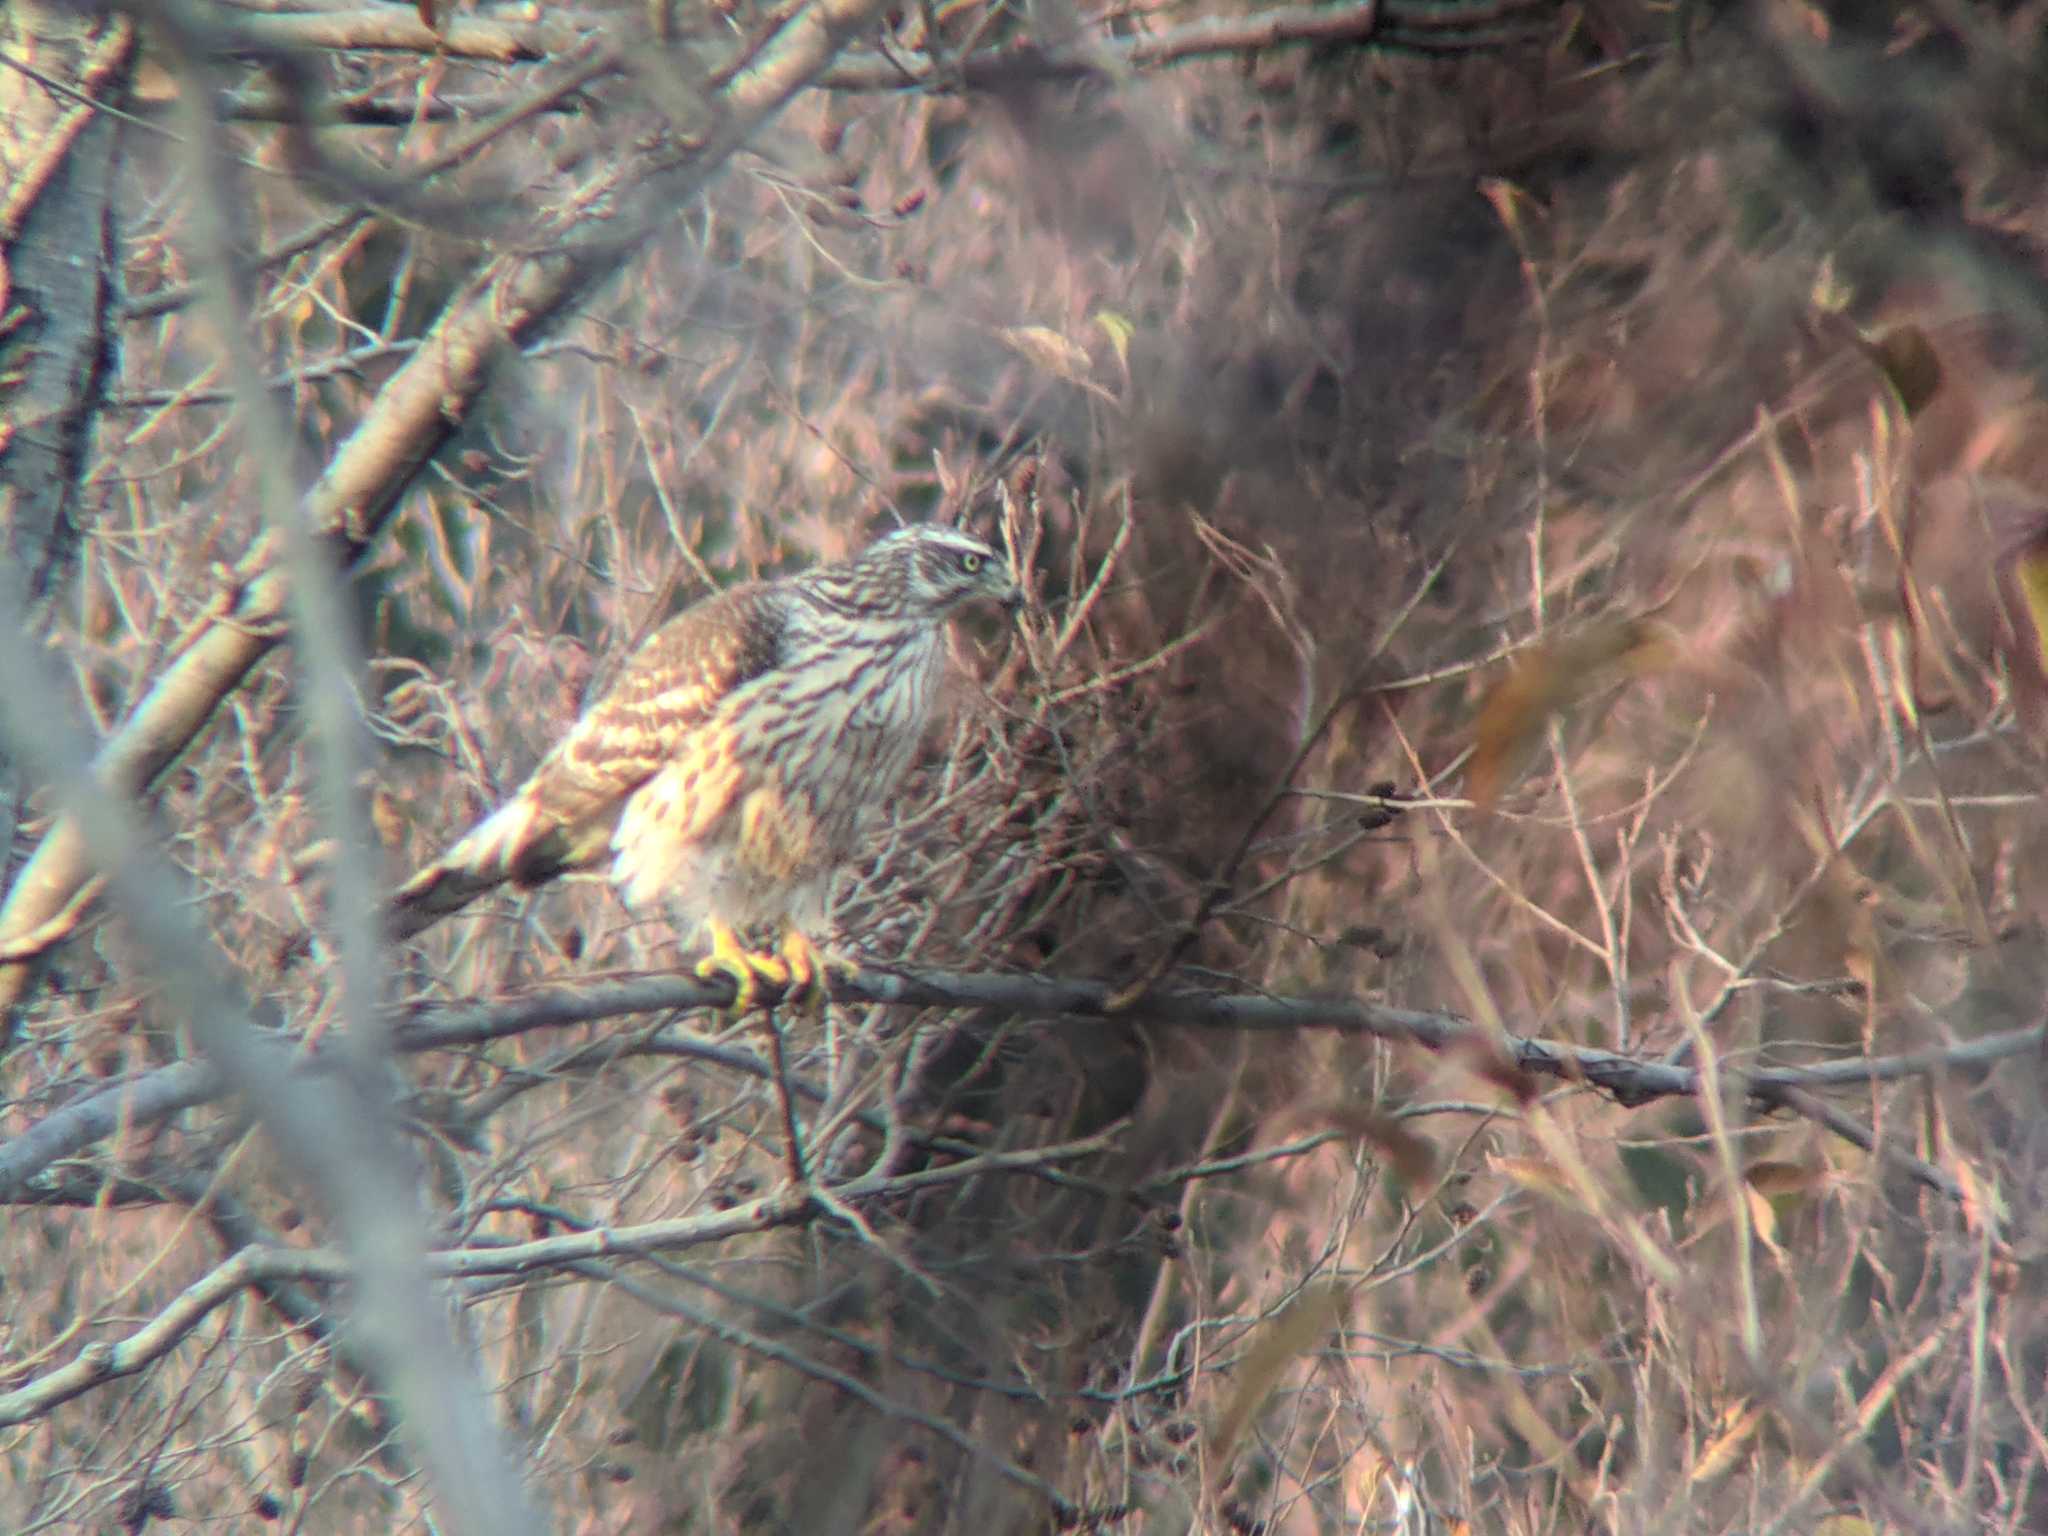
[988,566,1026,618]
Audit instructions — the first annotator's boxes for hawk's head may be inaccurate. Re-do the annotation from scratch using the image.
[870,526,1023,617]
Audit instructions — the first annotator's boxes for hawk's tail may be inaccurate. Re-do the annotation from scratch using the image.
[387,789,572,941]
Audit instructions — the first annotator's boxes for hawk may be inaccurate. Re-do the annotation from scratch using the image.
[391,525,1022,1006]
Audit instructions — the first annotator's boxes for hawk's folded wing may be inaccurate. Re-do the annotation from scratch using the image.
[388,580,783,940]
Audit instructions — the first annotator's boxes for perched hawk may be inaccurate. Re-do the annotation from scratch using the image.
[392,525,1022,1005]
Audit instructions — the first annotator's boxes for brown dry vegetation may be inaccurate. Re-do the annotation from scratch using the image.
[6,0,2048,1533]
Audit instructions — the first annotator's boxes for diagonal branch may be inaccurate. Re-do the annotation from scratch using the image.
[0,1129,1116,1433]
[0,0,896,1032]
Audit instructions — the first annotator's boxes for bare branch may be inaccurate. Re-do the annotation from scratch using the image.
[816,0,1555,91]
[0,1130,1117,1430]
[4,964,2011,1203]
[0,8,133,622]
[0,522,548,1536]
[202,7,565,64]
[0,0,898,1028]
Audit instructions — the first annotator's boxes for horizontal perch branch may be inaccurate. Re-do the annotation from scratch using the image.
[147,2,1551,89]
[5,963,2015,1202]
[818,0,1552,90]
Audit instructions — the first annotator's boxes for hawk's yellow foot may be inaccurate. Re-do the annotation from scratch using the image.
[695,919,791,1014]
[776,928,858,1011]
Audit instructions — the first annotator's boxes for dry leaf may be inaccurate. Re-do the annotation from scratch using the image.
[1444,1030,1539,1102]
[1207,1281,1348,1473]
[1468,620,1671,808]
[1690,1399,1764,1485]
[369,788,410,852]
[1310,1103,1439,1185]
[1962,402,2048,481]
[2002,541,2048,678]
[999,325,1093,385]
[132,56,180,104]
[1479,177,1543,245]
[1489,1155,1583,1209]
[1743,1182,1781,1251]
[1811,254,1851,314]
[1744,1160,1824,1198]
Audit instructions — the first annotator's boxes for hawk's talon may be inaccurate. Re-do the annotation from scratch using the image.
[776,928,856,1012]
[696,920,792,1014]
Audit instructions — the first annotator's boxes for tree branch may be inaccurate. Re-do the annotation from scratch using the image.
[194,1,1555,84]
[203,7,564,64]
[5,964,2016,1203]
[816,0,1555,91]
[0,0,896,1030]
[0,1129,1116,1429]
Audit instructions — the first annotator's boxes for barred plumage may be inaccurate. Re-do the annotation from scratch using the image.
[392,526,1021,1002]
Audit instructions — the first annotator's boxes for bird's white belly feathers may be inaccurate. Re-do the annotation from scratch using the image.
[612,623,944,938]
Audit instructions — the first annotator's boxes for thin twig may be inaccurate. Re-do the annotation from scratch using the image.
[760,1011,810,1182]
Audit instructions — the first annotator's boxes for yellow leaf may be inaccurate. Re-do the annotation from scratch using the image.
[1812,1517,1876,1536]
[1092,310,1135,371]
[1488,1155,1583,1210]
[2007,544,2048,677]
[999,325,1093,385]
[1691,1400,1764,1485]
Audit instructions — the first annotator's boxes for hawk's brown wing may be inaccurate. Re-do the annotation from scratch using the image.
[388,580,784,939]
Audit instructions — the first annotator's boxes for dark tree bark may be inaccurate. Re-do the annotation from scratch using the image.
[0,4,132,627]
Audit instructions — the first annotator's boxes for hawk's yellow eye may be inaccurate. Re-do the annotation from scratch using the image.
[959,551,984,574]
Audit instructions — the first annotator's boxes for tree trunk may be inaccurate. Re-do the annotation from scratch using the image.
[0,3,132,627]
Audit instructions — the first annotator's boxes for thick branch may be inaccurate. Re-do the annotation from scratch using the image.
[198,1,1552,81]
[5,964,2016,1202]
[0,0,896,1029]
[817,0,1554,91]
[0,8,133,623]
[0,249,591,1032]
[203,8,564,63]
